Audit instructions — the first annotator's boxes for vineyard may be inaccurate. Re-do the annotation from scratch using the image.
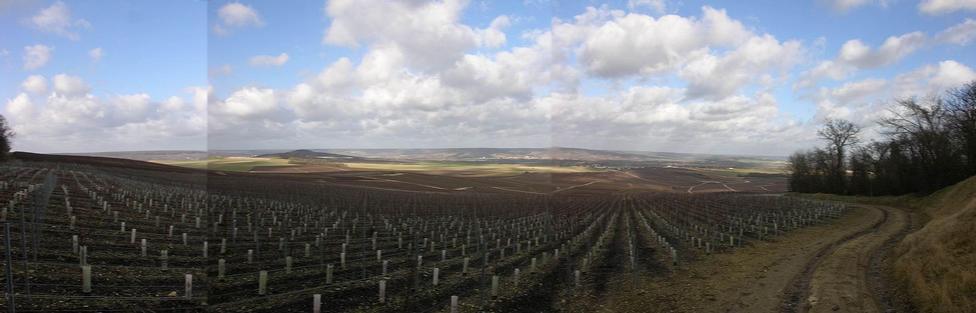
[0,159,848,312]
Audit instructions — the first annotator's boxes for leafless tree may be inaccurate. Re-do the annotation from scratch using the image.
[0,114,12,161]
[817,119,861,192]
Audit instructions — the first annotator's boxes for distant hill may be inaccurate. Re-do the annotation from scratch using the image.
[47,147,785,171]
[328,147,653,161]
[64,150,210,161]
[257,149,363,160]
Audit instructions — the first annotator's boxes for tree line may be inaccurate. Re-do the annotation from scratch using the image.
[789,81,976,195]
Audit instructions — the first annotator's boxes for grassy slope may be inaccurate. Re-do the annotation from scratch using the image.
[796,177,976,313]
[893,176,976,313]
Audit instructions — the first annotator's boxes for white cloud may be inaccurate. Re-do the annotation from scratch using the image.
[892,60,976,98]
[52,74,89,96]
[824,0,889,12]
[839,32,927,68]
[23,44,52,70]
[323,0,507,70]
[209,64,234,77]
[936,18,976,45]
[216,87,279,119]
[627,0,667,14]
[204,3,823,154]
[248,53,289,67]
[565,6,760,80]
[3,74,206,152]
[797,32,927,88]
[88,47,103,62]
[213,2,263,35]
[919,0,976,14]
[476,15,510,48]
[680,34,802,99]
[810,61,976,136]
[21,75,47,94]
[29,1,90,40]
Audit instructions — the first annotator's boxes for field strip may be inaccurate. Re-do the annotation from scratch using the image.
[490,186,549,195]
[552,180,599,193]
[687,181,737,193]
[363,177,449,190]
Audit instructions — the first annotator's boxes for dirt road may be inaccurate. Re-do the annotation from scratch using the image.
[590,204,912,313]
[790,205,911,313]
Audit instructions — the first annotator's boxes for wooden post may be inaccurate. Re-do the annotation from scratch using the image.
[326,264,333,283]
[382,260,389,276]
[514,268,520,287]
[140,239,147,257]
[161,250,168,270]
[462,257,469,275]
[340,252,346,269]
[313,294,322,313]
[433,267,439,286]
[379,280,386,303]
[258,270,268,295]
[491,275,499,299]
[81,265,92,293]
[184,274,193,299]
[450,295,459,313]
[286,256,293,274]
[218,259,226,278]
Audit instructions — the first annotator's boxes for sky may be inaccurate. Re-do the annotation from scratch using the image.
[2,0,975,155]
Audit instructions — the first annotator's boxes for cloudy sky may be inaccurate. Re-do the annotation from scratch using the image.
[2,0,975,155]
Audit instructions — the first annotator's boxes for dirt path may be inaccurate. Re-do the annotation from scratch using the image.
[590,204,909,313]
[794,205,910,313]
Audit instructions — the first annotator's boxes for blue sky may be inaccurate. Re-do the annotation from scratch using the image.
[2,0,975,154]
[0,0,206,101]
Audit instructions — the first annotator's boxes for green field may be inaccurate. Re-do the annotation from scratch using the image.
[155,157,298,172]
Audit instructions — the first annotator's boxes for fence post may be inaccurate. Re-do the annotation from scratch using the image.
[258,270,268,295]
[379,280,386,303]
[313,294,322,313]
[81,264,91,294]
[184,274,192,299]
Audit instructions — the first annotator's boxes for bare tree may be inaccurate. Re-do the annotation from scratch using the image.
[880,97,963,192]
[817,118,861,193]
[0,114,12,161]
[944,81,976,174]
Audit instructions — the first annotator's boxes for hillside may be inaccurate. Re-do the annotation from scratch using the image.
[257,149,362,160]
[893,176,976,313]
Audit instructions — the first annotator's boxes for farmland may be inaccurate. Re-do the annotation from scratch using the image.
[0,152,900,313]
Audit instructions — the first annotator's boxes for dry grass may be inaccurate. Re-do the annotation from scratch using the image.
[892,176,976,313]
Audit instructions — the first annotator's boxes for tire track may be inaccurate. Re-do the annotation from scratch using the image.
[781,205,909,313]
